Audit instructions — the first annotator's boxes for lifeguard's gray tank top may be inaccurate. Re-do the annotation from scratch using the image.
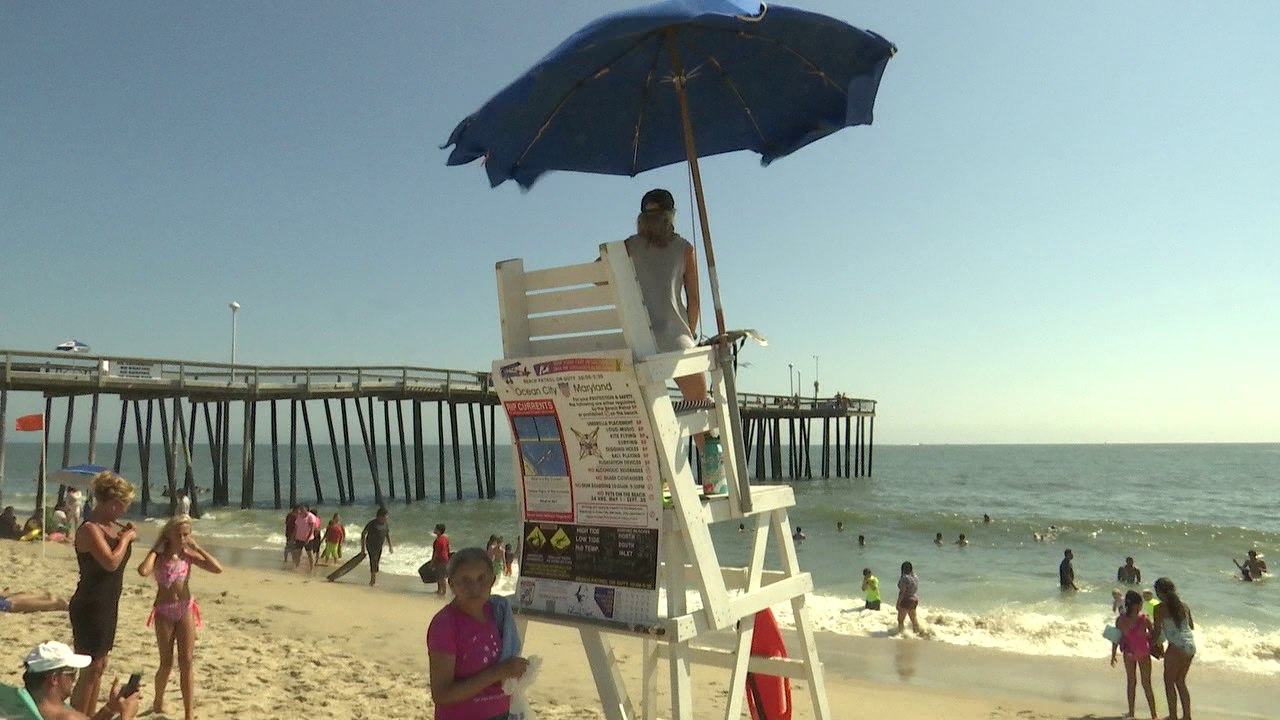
[624,234,695,352]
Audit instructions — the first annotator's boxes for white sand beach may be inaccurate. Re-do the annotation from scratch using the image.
[2,539,1268,719]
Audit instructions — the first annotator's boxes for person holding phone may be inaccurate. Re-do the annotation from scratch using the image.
[137,514,223,720]
[69,472,138,716]
[21,640,141,719]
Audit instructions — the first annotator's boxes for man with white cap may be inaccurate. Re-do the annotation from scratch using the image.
[21,641,140,720]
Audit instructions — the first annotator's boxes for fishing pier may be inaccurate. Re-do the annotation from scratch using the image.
[0,350,875,515]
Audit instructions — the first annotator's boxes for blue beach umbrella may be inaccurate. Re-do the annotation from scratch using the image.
[46,464,111,491]
[444,0,895,337]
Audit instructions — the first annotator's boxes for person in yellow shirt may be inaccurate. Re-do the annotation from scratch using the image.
[1141,588,1160,619]
[861,568,881,611]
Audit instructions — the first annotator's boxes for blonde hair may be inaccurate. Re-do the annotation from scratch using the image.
[156,514,193,553]
[636,210,676,246]
[90,471,135,505]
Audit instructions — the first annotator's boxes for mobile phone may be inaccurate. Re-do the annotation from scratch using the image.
[122,673,142,698]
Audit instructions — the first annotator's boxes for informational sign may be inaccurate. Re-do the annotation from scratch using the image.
[107,361,161,380]
[494,351,662,626]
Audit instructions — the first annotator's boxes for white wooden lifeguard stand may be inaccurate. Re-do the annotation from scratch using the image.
[496,242,830,720]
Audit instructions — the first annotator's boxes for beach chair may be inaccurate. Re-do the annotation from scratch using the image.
[496,241,830,720]
[0,683,41,720]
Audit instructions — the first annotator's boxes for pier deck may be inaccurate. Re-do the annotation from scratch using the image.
[1,350,875,515]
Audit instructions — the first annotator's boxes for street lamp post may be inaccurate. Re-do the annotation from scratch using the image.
[813,354,820,400]
[229,301,240,382]
[787,363,794,397]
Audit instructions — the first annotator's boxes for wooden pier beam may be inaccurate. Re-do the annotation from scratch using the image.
[111,400,127,474]
[301,401,324,504]
[468,403,483,499]
[412,401,426,501]
[288,400,299,508]
[86,393,100,465]
[240,400,255,509]
[322,399,346,505]
[437,401,445,502]
[449,401,462,500]
[395,400,410,505]
[339,399,355,503]
[270,400,282,510]
[35,397,51,515]
[354,396,384,507]
[382,400,395,501]
[133,402,149,512]
[478,400,493,498]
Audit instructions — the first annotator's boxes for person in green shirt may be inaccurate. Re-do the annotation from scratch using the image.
[861,568,881,610]
[1142,588,1160,619]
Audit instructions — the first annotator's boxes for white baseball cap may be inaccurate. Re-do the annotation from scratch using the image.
[23,642,92,673]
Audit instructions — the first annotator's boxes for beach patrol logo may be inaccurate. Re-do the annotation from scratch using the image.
[572,426,602,460]
[500,361,530,384]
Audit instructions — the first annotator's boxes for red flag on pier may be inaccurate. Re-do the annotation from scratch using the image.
[15,414,44,432]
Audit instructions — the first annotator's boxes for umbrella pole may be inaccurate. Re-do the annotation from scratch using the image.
[666,31,754,514]
[665,31,726,341]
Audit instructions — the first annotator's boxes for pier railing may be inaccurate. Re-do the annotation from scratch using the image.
[0,349,875,514]
[1,350,491,400]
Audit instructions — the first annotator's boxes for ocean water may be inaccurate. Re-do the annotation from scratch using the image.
[3,441,1276,676]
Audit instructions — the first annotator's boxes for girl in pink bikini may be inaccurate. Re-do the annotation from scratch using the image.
[1109,589,1158,719]
[138,515,223,720]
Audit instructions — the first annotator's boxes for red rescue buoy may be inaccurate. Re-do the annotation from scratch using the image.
[746,609,792,720]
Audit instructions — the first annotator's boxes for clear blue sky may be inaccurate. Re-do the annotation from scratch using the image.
[3,1,1277,444]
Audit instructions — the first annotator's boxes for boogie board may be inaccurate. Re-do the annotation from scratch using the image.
[745,609,792,720]
[326,551,366,582]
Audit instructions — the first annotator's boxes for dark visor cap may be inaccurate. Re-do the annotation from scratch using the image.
[640,188,675,213]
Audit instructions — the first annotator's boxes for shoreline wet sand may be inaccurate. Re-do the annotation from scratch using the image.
[3,539,1269,719]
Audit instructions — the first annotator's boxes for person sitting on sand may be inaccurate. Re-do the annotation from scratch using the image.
[22,641,141,720]
[427,547,529,720]
[1,592,69,614]
[1234,549,1267,581]
[0,505,22,539]
[137,514,223,720]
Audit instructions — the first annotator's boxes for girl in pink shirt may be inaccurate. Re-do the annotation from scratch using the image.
[427,547,528,720]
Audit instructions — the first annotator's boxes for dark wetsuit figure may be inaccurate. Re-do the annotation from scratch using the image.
[69,524,133,658]
[363,518,389,574]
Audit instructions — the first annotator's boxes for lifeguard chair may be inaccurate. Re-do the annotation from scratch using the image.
[495,241,830,720]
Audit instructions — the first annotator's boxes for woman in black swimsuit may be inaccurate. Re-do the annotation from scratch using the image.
[69,471,137,715]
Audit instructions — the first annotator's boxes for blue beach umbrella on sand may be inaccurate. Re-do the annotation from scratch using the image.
[444,0,896,338]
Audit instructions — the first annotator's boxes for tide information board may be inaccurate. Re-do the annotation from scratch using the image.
[494,351,662,626]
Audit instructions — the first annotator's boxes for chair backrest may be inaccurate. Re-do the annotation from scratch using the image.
[496,241,657,360]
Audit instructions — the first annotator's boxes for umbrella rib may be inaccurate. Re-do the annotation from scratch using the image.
[630,40,666,177]
[699,25,850,98]
[680,34,768,152]
[513,32,660,177]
